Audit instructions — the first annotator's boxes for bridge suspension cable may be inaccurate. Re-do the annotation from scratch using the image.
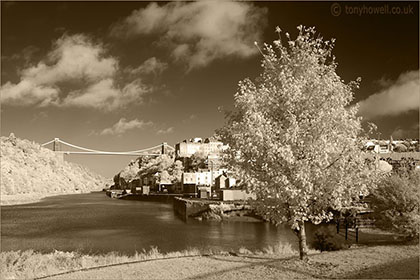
[41,138,174,155]
[40,139,56,147]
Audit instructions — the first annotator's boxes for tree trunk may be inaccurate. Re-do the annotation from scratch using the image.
[297,221,309,261]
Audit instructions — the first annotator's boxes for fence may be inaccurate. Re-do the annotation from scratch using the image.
[336,217,375,242]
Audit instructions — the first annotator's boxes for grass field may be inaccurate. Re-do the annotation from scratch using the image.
[1,243,418,279]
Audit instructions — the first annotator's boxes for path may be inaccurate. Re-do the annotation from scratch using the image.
[44,245,419,280]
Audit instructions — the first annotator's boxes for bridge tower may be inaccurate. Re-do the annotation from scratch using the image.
[53,138,64,161]
[53,138,60,151]
[161,142,167,155]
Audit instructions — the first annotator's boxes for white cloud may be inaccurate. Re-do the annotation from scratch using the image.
[1,80,59,106]
[100,118,153,136]
[62,78,150,110]
[20,34,117,85]
[182,114,197,124]
[111,1,267,69]
[1,34,153,111]
[157,127,174,135]
[3,45,40,65]
[358,70,420,120]
[125,57,167,76]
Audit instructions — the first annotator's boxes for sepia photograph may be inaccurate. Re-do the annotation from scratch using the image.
[1,1,419,279]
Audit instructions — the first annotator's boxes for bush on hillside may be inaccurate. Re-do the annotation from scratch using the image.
[369,171,420,240]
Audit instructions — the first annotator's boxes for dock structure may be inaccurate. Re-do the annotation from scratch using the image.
[173,197,252,220]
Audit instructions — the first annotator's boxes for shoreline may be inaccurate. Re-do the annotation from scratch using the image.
[1,193,56,206]
[0,191,101,206]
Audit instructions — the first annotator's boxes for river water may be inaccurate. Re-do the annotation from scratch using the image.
[1,192,310,255]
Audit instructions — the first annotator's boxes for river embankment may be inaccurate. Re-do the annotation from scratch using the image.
[1,244,417,279]
[173,197,259,221]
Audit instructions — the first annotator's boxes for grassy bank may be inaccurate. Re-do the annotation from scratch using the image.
[0,193,76,206]
[0,247,214,280]
[0,193,50,206]
[0,192,100,206]
[1,244,418,279]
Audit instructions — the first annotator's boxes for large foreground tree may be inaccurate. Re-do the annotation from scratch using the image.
[218,26,377,260]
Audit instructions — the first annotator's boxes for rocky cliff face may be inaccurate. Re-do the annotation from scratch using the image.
[1,134,106,196]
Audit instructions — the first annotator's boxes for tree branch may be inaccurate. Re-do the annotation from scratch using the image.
[323,148,348,170]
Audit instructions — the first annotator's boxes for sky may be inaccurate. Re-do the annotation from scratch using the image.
[1,1,419,178]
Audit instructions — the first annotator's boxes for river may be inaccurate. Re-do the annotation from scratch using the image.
[1,192,311,255]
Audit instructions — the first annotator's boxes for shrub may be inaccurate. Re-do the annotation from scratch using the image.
[393,143,407,153]
[369,171,420,240]
[312,226,347,251]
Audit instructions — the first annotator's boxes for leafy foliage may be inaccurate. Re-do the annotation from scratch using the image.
[217,26,379,258]
[390,157,419,175]
[218,25,377,228]
[1,134,106,196]
[115,154,184,187]
[369,171,420,240]
[188,150,208,171]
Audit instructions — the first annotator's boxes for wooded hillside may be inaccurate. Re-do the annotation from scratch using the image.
[1,134,106,196]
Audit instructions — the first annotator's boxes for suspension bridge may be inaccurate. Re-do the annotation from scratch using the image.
[41,138,175,157]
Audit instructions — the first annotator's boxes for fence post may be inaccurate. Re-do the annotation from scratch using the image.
[345,223,348,240]
[356,227,359,243]
[337,220,340,234]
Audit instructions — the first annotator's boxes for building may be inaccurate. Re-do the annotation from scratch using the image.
[364,139,420,154]
[158,178,173,192]
[215,173,236,189]
[181,172,197,195]
[181,169,228,195]
[196,169,227,186]
[175,137,227,158]
[142,174,156,187]
[197,186,211,199]
[175,138,203,158]
[220,188,256,201]
[182,169,226,187]
[140,172,176,192]
[215,173,228,189]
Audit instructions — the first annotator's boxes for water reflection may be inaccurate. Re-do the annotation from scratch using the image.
[1,192,303,255]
